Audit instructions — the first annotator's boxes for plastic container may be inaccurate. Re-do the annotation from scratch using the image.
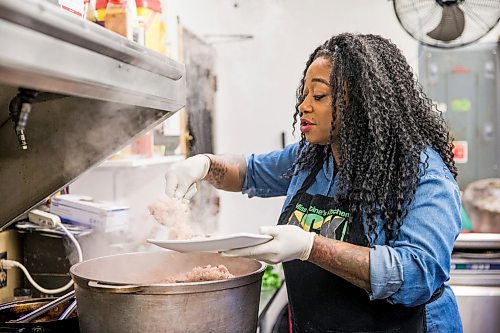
[104,0,136,40]
[84,0,96,22]
[94,0,108,26]
[135,0,164,52]
[131,131,154,158]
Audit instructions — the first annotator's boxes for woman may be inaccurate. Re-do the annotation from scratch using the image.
[164,33,462,332]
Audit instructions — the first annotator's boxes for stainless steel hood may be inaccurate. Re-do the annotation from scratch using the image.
[0,0,186,230]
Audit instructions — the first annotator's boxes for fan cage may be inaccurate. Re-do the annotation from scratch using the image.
[393,0,500,48]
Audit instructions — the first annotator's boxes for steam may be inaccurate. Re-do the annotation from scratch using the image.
[63,181,220,262]
[147,183,220,240]
[58,99,166,178]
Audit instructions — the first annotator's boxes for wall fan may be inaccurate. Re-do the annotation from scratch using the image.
[393,0,500,48]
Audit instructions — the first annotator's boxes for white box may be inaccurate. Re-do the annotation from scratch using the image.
[50,194,129,232]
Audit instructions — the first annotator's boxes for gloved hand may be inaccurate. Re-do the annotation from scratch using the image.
[165,154,211,200]
[223,225,316,264]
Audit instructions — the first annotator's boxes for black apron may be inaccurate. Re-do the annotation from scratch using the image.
[279,158,443,333]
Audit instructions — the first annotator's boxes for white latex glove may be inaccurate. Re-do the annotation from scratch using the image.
[165,154,211,200]
[223,225,316,264]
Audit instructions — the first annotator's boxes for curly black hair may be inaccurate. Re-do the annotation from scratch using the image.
[291,33,457,246]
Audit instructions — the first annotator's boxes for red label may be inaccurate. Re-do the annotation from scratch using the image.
[59,0,84,18]
[61,5,83,17]
[453,141,468,164]
[451,66,471,74]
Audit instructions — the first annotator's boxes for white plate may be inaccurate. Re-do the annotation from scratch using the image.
[147,233,273,253]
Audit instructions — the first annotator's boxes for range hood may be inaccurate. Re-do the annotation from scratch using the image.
[0,0,186,230]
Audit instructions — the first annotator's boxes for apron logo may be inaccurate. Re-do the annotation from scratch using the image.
[289,203,350,240]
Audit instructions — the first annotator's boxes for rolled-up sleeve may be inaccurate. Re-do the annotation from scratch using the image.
[369,163,461,306]
[369,245,404,300]
[243,143,298,198]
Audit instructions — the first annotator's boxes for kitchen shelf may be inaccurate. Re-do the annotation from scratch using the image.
[0,0,186,230]
[0,0,185,110]
[98,155,184,168]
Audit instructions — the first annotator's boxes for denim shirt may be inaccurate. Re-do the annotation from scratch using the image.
[243,142,463,332]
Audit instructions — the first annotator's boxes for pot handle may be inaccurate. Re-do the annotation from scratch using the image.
[87,280,143,293]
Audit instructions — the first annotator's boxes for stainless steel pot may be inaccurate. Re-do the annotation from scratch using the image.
[70,251,266,333]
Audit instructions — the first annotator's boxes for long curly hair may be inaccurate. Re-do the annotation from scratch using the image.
[291,33,457,246]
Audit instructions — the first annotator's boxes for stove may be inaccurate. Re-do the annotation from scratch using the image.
[449,233,500,333]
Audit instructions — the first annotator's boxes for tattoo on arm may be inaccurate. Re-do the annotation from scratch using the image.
[309,235,371,292]
[205,158,228,188]
[204,154,246,191]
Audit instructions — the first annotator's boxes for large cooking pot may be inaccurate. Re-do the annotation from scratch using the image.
[0,298,79,333]
[70,251,266,333]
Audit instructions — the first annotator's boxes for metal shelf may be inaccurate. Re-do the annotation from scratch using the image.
[0,0,185,111]
[0,0,186,230]
[97,155,184,168]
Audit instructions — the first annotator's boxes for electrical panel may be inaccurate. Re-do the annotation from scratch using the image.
[419,43,500,189]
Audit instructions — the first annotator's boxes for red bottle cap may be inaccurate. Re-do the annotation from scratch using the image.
[135,0,162,13]
[108,0,127,5]
[95,0,109,9]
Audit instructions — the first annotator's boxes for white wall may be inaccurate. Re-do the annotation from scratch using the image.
[163,0,499,234]
[72,1,500,238]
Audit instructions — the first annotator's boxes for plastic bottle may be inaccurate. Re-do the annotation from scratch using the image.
[94,0,109,26]
[84,0,97,22]
[131,131,154,158]
[135,0,163,51]
[104,0,136,40]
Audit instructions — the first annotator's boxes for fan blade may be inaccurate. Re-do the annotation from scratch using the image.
[426,4,465,42]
